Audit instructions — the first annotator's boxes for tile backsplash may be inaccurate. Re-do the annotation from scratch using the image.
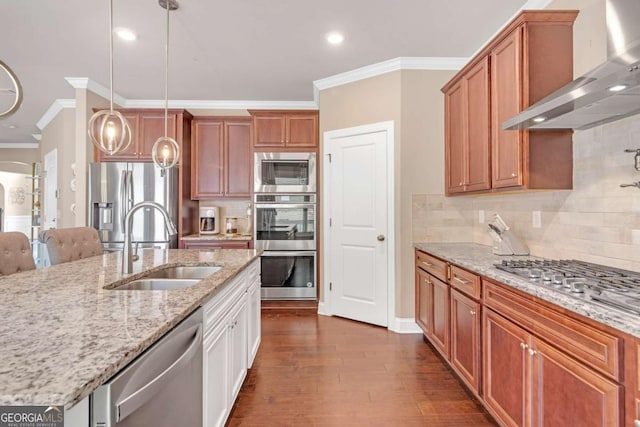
[413,114,640,271]
[199,199,253,235]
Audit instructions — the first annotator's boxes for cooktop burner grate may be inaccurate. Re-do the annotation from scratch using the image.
[494,259,640,316]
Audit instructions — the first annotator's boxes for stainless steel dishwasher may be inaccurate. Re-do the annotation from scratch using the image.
[91,308,203,427]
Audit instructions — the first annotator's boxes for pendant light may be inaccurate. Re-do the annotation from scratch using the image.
[87,0,132,155]
[152,0,180,170]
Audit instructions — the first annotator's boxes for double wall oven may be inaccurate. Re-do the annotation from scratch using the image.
[254,152,317,300]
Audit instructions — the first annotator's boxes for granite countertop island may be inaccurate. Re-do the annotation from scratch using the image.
[0,248,261,409]
[414,242,640,339]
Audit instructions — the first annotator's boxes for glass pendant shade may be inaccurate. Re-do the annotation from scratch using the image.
[152,0,180,170]
[87,0,131,156]
[152,136,179,169]
[88,110,132,155]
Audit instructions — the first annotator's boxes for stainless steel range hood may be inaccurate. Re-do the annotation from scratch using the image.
[503,0,640,131]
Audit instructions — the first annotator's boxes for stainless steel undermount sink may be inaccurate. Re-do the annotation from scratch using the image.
[143,266,222,280]
[110,265,222,291]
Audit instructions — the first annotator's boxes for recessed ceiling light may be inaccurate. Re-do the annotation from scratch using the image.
[2,123,18,129]
[533,117,546,123]
[326,32,344,45]
[609,84,627,92]
[115,27,137,41]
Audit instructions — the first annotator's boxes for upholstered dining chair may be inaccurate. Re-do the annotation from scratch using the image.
[0,232,36,275]
[39,227,103,265]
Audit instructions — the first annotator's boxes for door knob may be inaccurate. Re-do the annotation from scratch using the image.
[377,235,385,242]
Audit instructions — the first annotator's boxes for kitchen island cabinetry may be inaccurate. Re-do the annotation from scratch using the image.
[250,110,318,149]
[441,11,577,194]
[191,118,252,199]
[203,258,260,427]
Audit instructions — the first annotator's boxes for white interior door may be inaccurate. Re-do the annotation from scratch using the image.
[324,122,394,327]
[43,149,58,230]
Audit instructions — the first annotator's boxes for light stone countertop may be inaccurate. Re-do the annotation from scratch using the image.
[181,233,252,241]
[0,248,261,409]
[414,242,640,339]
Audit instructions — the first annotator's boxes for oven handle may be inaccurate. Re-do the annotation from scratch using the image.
[255,204,316,209]
[261,251,316,257]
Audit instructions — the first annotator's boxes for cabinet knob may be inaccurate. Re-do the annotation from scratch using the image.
[528,348,537,356]
[459,182,463,186]
[469,310,476,316]
[511,173,516,177]
[633,420,640,427]
[519,342,528,350]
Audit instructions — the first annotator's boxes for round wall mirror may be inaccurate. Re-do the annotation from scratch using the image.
[0,60,23,119]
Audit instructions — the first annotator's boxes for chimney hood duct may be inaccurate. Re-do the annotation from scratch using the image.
[503,0,640,131]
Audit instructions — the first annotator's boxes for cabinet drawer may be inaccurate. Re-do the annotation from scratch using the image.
[450,265,481,299]
[483,279,621,380]
[415,250,448,282]
[204,272,246,333]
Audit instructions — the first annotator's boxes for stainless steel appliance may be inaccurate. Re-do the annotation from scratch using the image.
[504,0,640,130]
[495,259,640,316]
[255,193,316,299]
[260,251,316,300]
[199,207,220,235]
[254,152,316,193]
[254,194,315,250]
[89,162,178,251]
[91,308,203,427]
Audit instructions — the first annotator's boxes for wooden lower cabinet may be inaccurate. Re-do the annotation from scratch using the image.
[484,309,528,427]
[483,308,621,427]
[415,268,430,334]
[450,289,481,394]
[430,276,450,358]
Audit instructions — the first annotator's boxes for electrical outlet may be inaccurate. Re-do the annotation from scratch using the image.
[478,210,485,224]
[532,211,542,228]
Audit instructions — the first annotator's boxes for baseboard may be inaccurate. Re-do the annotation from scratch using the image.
[317,301,331,317]
[388,317,422,334]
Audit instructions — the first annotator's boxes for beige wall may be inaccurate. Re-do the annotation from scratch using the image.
[319,69,456,318]
[0,148,40,166]
[40,108,76,229]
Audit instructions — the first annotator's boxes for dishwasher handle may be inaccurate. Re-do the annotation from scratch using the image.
[115,323,202,422]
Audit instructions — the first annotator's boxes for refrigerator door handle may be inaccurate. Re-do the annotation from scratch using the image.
[119,170,127,230]
[127,170,134,211]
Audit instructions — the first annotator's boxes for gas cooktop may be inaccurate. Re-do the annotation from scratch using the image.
[494,259,640,316]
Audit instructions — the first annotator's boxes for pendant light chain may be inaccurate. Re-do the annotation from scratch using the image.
[109,0,114,112]
[164,0,169,138]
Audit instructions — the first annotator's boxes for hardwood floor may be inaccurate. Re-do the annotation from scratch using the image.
[227,309,496,426]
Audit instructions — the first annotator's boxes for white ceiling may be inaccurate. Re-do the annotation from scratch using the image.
[0,0,535,145]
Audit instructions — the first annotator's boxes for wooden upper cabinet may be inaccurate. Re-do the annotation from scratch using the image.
[442,11,577,195]
[491,29,522,188]
[94,110,179,162]
[191,117,251,200]
[251,111,318,150]
[139,113,177,160]
[192,119,224,198]
[444,58,490,195]
[224,120,252,197]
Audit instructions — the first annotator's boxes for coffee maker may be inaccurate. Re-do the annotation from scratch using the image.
[199,207,220,235]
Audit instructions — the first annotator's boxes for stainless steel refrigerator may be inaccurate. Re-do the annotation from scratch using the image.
[89,162,178,251]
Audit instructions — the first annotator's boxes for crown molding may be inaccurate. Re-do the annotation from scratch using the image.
[36,99,76,131]
[65,77,127,107]
[124,99,319,110]
[312,56,468,95]
[0,142,39,149]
